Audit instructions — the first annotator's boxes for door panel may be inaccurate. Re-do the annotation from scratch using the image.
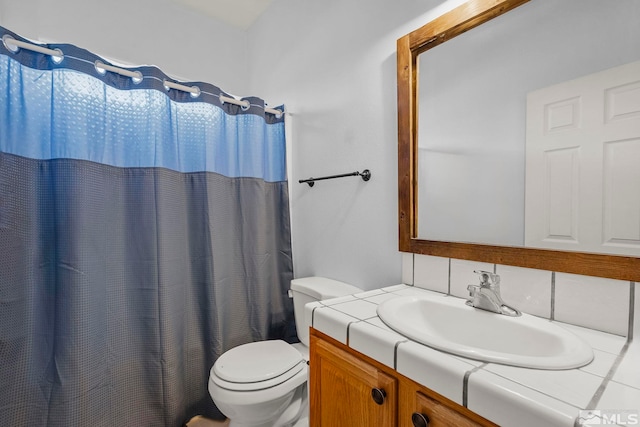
[526,60,640,255]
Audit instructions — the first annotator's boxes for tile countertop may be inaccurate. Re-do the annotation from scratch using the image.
[305,285,640,427]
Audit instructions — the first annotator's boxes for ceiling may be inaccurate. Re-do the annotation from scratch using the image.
[169,0,275,30]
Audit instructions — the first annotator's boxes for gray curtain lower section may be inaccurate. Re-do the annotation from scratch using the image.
[0,152,294,426]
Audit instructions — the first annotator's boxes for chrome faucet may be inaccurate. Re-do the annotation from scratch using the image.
[466,270,521,317]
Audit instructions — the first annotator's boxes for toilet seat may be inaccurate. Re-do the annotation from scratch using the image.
[211,340,305,392]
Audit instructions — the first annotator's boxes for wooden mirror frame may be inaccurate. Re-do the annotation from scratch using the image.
[397,0,640,282]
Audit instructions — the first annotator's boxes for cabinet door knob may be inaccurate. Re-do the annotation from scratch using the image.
[371,388,386,405]
[411,412,430,427]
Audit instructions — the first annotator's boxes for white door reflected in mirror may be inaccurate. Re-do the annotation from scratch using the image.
[417,0,640,253]
[525,61,640,256]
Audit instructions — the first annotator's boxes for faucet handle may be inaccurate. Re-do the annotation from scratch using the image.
[473,270,500,287]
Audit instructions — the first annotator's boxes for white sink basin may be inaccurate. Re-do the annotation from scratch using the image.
[377,294,593,370]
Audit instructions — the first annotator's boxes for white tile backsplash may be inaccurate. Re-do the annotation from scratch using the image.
[409,254,635,338]
[414,254,449,293]
[555,273,630,336]
[495,264,552,318]
[449,259,494,299]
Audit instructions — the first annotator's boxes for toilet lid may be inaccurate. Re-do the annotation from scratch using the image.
[213,340,304,383]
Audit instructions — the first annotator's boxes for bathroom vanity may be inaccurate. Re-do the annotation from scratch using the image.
[306,285,637,427]
[310,328,495,426]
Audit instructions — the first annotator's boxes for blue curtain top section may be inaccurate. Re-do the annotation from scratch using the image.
[0,26,287,182]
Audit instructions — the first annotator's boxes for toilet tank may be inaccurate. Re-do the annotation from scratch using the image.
[290,276,362,347]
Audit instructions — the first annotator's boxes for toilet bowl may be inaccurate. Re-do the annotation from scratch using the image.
[208,277,361,427]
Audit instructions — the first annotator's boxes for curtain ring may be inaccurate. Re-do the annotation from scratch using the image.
[131,71,143,85]
[94,60,107,75]
[2,35,20,53]
[51,49,64,64]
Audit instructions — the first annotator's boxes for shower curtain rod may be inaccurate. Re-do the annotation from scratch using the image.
[1,34,283,116]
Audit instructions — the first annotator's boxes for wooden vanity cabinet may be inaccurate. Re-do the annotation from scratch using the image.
[399,384,491,427]
[310,329,497,427]
[310,329,397,426]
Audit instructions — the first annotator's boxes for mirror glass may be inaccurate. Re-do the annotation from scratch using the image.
[417,0,640,254]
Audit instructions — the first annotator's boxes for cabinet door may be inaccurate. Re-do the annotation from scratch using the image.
[407,392,482,427]
[310,335,397,427]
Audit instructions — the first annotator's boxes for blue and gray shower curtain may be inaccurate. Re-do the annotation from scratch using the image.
[0,26,294,426]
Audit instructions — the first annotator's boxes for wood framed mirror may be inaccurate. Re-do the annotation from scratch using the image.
[397,0,640,281]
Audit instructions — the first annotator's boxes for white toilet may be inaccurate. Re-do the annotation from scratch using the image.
[208,276,361,427]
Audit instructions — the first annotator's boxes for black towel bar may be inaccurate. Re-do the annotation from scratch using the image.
[298,169,371,187]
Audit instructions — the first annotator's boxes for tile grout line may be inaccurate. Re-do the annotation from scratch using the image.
[550,271,556,321]
[311,306,318,329]
[584,341,631,411]
[447,258,452,295]
[462,363,486,408]
[412,253,415,286]
[345,321,356,346]
[393,340,407,371]
[628,282,635,342]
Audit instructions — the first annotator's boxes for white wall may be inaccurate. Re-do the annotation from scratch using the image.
[0,0,249,94]
[0,0,469,291]
[245,0,470,290]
